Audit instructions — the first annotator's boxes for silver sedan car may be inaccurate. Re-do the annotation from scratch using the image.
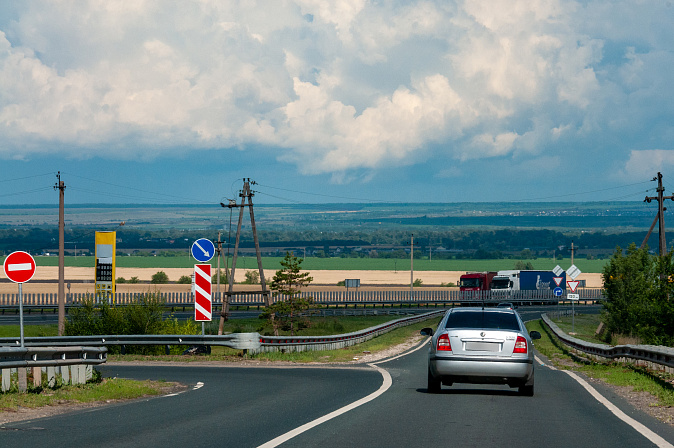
[421,307,541,396]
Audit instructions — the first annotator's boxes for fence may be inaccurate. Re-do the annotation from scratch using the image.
[541,313,674,373]
[0,288,605,309]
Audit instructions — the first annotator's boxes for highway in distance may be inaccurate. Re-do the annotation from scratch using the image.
[2,332,674,448]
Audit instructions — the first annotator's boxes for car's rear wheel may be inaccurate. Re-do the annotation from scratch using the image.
[519,384,534,396]
[428,368,441,393]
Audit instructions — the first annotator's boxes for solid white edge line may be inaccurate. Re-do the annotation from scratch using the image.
[564,370,673,448]
[256,364,393,448]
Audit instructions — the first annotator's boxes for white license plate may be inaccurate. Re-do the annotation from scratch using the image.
[465,341,500,352]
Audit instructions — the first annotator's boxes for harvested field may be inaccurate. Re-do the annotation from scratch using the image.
[0,267,603,295]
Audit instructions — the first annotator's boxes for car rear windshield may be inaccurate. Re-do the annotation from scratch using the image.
[445,311,521,331]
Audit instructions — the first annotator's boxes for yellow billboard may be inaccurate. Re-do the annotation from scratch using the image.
[95,231,116,300]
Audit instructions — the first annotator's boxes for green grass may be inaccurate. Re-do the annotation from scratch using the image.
[548,313,606,344]
[30,255,609,273]
[0,324,59,338]
[527,319,674,407]
[0,377,174,409]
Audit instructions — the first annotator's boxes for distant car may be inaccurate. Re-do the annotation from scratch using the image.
[421,307,541,395]
[496,302,515,310]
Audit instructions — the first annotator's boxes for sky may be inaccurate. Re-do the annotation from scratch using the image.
[1,0,674,206]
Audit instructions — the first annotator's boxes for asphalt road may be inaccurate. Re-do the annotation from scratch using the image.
[3,330,674,447]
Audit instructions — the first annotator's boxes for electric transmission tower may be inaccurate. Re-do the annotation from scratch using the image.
[217,178,270,334]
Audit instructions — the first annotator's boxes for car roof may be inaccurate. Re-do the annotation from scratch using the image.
[448,307,515,313]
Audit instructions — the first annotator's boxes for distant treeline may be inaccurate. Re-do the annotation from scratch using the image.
[0,227,656,260]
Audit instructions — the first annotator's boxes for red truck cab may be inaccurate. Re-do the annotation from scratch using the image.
[459,271,497,291]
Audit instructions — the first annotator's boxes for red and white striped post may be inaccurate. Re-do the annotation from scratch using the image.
[194,264,212,334]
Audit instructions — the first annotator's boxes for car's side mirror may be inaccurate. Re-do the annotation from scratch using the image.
[420,328,434,336]
[529,330,541,340]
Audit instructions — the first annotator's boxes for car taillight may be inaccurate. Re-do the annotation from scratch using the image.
[437,334,452,351]
[513,336,527,354]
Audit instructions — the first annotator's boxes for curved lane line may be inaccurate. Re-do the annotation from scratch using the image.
[564,370,673,448]
[256,364,393,448]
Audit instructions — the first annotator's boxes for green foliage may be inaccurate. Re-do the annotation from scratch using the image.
[243,270,260,284]
[336,280,345,286]
[440,281,455,287]
[116,277,127,284]
[177,275,192,284]
[151,271,169,284]
[413,278,423,287]
[211,269,228,284]
[514,260,535,270]
[129,276,140,284]
[65,292,199,354]
[602,244,674,346]
[261,252,314,336]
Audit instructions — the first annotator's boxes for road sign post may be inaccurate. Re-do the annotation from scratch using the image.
[194,264,212,335]
[3,251,37,348]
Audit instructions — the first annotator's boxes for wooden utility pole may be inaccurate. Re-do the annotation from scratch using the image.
[217,179,269,333]
[54,172,66,336]
[644,172,674,256]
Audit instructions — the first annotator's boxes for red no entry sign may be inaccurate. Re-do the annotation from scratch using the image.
[3,251,36,283]
[194,264,212,322]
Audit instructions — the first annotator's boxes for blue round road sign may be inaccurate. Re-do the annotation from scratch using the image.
[553,287,563,297]
[191,238,215,262]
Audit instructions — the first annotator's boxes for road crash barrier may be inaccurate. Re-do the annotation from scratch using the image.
[541,313,674,374]
[0,345,107,392]
[255,310,445,354]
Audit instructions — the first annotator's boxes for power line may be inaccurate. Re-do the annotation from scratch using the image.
[255,182,388,203]
[0,172,54,183]
[513,180,655,202]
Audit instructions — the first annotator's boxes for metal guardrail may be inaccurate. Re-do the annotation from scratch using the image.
[0,346,107,369]
[255,310,445,354]
[0,311,444,355]
[541,313,674,373]
[0,333,261,351]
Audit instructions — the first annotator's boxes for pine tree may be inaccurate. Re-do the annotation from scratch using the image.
[263,252,314,336]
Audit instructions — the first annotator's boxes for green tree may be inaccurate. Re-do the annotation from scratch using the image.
[212,269,228,285]
[177,275,192,284]
[514,261,534,270]
[151,271,169,284]
[601,244,674,345]
[262,252,314,336]
[243,270,260,284]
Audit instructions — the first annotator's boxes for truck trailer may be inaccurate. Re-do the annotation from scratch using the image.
[490,270,565,292]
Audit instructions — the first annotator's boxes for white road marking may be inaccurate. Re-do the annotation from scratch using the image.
[256,364,393,448]
[564,370,673,448]
[373,336,431,365]
[534,354,556,370]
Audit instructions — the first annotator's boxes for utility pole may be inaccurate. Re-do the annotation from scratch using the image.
[54,172,66,336]
[410,234,414,294]
[644,172,674,256]
[217,179,269,333]
[570,240,575,266]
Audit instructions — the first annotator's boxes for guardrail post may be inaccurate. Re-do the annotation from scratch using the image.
[1,368,10,391]
[33,366,42,387]
[47,366,56,387]
[18,367,27,392]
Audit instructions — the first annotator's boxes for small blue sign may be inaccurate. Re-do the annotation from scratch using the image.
[191,238,215,262]
[553,287,563,297]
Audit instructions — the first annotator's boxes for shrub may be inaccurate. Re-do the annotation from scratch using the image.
[129,276,140,284]
[243,270,260,284]
[413,278,423,287]
[65,291,200,355]
[177,275,192,284]
[116,277,127,284]
[151,271,169,284]
[212,269,228,284]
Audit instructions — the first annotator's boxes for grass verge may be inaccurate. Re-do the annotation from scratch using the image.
[527,319,674,407]
[0,376,178,412]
